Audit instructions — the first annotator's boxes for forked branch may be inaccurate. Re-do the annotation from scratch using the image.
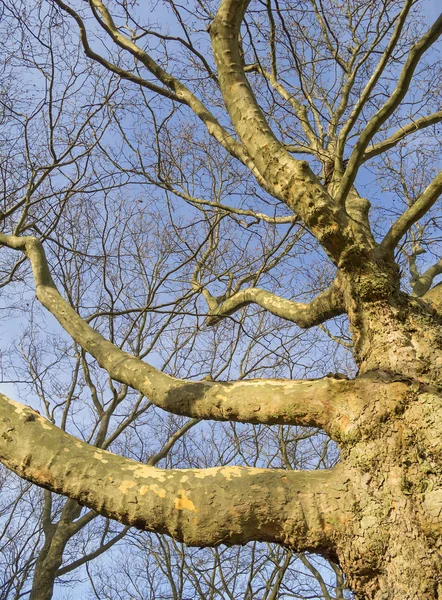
[380,170,442,254]
[51,0,273,193]
[362,111,442,163]
[337,13,442,203]
[412,259,442,298]
[200,283,344,328]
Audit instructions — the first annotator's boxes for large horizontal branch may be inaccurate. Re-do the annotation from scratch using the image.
[380,170,442,254]
[0,392,347,551]
[202,283,344,328]
[0,233,374,437]
[362,111,442,163]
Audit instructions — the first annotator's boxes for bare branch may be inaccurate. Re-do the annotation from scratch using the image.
[380,170,442,254]
[0,233,365,434]
[56,526,129,577]
[412,259,442,298]
[201,283,344,328]
[210,0,367,260]
[51,0,271,191]
[147,419,200,466]
[337,12,442,203]
[51,0,182,101]
[335,0,414,159]
[363,111,442,163]
[0,392,346,550]
[422,281,442,313]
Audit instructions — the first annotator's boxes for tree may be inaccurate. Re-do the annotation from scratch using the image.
[0,0,441,598]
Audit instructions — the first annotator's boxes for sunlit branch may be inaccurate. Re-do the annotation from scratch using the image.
[0,391,346,550]
[335,0,414,159]
[200,282,344,328]
[337,11,442,203]
[412,259,442,298]
[380,170,442,254]
[0,233,365,434]
[51,0,271,192]
[362,111,442,163]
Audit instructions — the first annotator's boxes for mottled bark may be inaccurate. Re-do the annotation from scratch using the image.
[3,1,442,598]
[0,393,346,552]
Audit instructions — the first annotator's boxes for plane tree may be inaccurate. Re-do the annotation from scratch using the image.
[0,0,442,598]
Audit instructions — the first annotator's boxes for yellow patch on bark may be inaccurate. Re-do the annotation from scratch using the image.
[122,463,166,481]
[118,480,137,494]
[93,451,109,463]
[138,484,166,498]
[221,466,243,480]
[174,489,197,511]
[5,398,27,414]
[63,448,70,453]
[37,417,53,430]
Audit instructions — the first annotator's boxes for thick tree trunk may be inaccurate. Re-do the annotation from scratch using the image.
[332,265,442,598]
[3,236,442,598]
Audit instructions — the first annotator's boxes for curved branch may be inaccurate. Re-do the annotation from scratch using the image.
[412,259,442,298]
[0,392,346,551]
[51,0,182,101]
[380,170,442,254]
[202,283,344,328]
[244,64,320,151]
[147,419,200,466]
[335,0,414,160]
[362,111,442,163]
[0,233,365,435]
[57,526,129,577]
[337,12,442,203]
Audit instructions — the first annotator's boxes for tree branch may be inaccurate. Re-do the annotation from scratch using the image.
[210,0,375,263]
[201,283,344,328]
[337,12,442,203]
[362,111,442,163]
[380,170,442,254]
[335,0,414,163]
[412,259,442,298]
[56,526,129,577]
[0,392,346,551]
[51,0,272,194]
[0,233,367,435]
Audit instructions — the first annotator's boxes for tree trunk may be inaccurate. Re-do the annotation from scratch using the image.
[29,500,82,600]
[29,531,68,600]
[333,266,442,598]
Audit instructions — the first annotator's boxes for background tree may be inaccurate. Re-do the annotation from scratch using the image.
[0,0,441,599]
